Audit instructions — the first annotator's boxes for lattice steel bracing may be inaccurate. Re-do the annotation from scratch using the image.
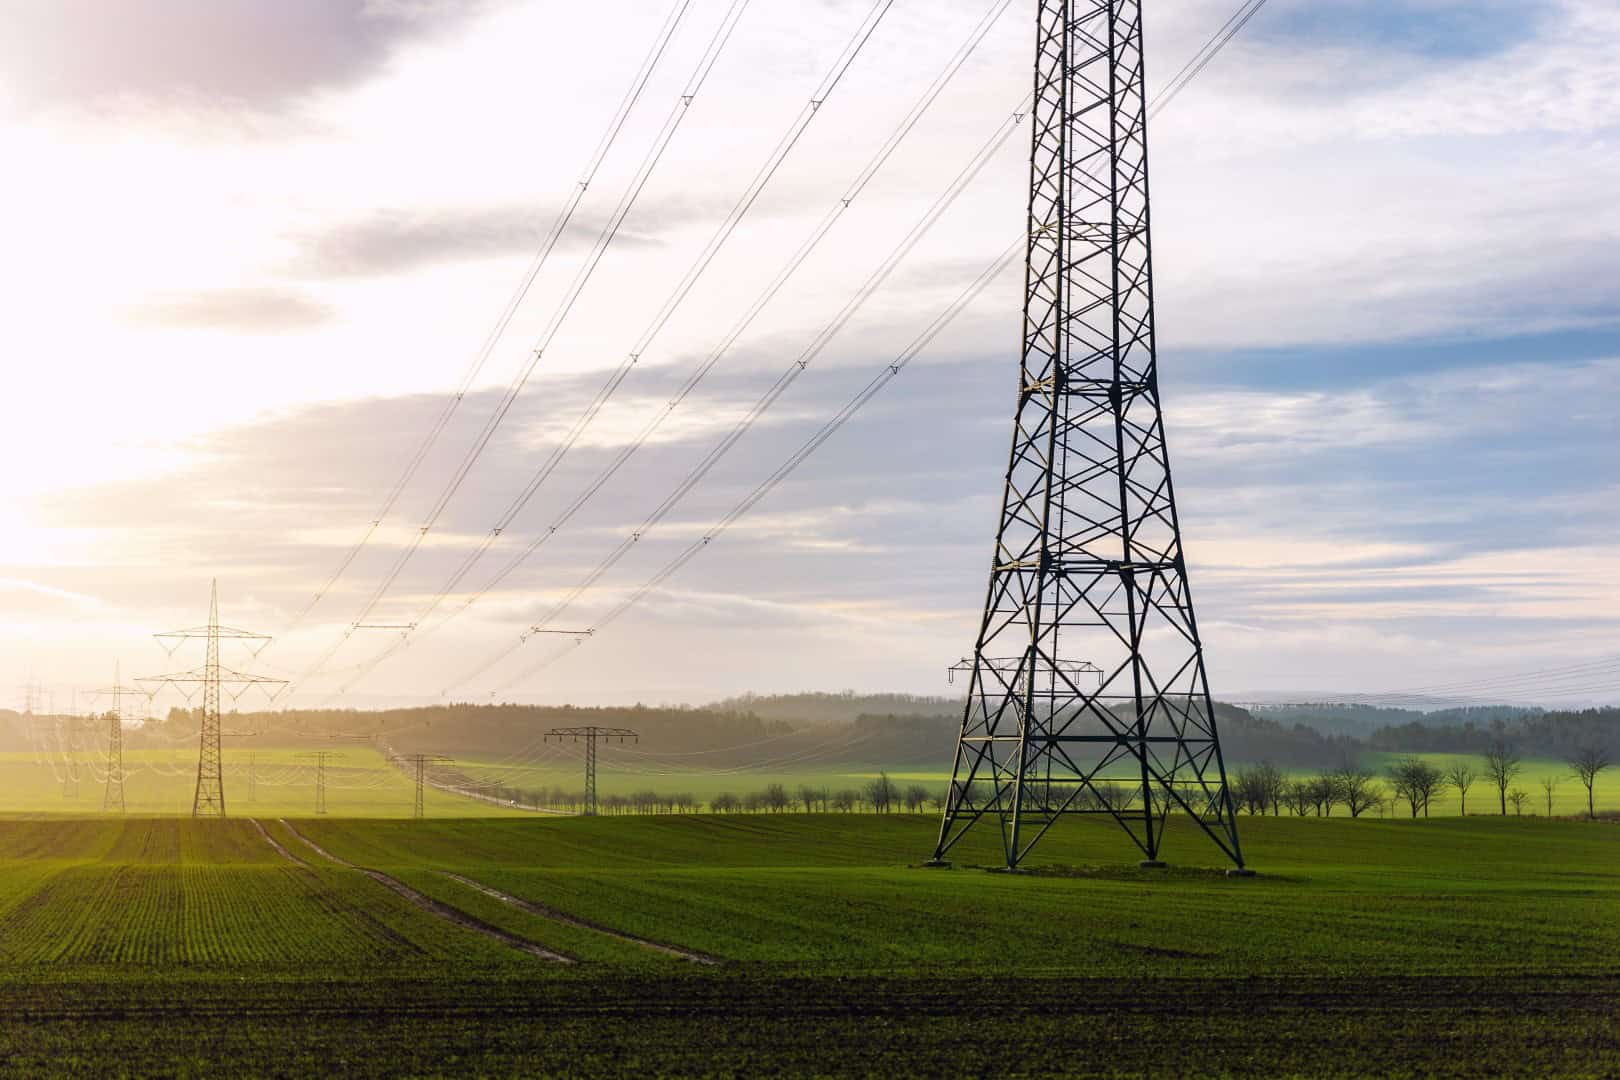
[932,0,1245,870]
[139,581,286,819]
[92,663,144,814]
[197,586,225,815]
[544,727,637,817]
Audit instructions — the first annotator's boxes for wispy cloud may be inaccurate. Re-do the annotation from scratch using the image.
[127,289,336,332]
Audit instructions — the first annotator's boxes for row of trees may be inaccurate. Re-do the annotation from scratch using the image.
[710,778,936,814]
[476,745,1615,819]
[481,773,942,815]
[1232,740,1614,820]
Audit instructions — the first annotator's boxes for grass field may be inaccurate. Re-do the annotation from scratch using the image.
[0,812,1615,1075]
[0,748,530,818]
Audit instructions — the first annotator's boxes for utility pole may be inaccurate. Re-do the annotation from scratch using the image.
[402,753,451,818]
[933,0,1246,872]
[295,751,338,814]
[139,581,286,818]
[544,727,636,816]
[90,663,147,814]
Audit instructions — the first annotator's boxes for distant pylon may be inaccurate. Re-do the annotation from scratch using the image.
[544,727,637,816]
[91,663,145,813]
[403,753,451,818]
[932,0,1245,871]
[295,751,338,814]
[139,581,286,818]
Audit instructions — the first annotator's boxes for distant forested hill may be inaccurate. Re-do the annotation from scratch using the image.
[7,696,1614,771]
[139,702,793,759]
[708,692,959,727]
[1246,704,1540,739]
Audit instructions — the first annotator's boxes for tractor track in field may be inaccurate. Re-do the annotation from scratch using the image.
[268,820,574,965]
[441,872,719,965]
[248,819,309,869]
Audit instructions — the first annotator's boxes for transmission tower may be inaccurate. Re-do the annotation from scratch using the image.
[544,727,637,816]
[139,581,286,817]
[90,663,147,813]
[295,751,339,814]
[932,0,1246,872]
[58,694,82,801]
[402,753,451,818]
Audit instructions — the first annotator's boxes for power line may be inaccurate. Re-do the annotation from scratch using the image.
[1148,0,1270,117]
[489,236,1025,697]
[443,102,1028,696]
[289,0,757,692]
[449,0,1277,696]
[276,0,698,640]
[320,0,912,698]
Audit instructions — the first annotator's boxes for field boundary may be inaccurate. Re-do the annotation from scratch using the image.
[274,819,575,964]
[442,871,719,965]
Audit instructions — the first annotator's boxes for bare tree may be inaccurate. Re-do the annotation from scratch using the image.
[798,785,819,813]
[764,783,789,813]
[1333,764,1383,819]
[1484,739,1523,816]
[1444,760,1479,816]
[1389,758,1447,819]
[1539,775,1560,817]
[1507,787,1529,816]
[1233,766,1270,815]
[1309,772,1343,817]
[904,784,930,812]
[1284,780,1315,817]
[1568,746,1613,820]
[1233,761,1285,816]
[864,772,896,813]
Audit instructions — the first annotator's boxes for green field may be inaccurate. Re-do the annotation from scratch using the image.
[1357,752,1620,816]
[0,748,530,818]
[0,812,1616,1075]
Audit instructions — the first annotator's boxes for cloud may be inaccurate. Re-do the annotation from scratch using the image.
[0,0,488,113]
[289,202,692,280]
[128,289,335,332]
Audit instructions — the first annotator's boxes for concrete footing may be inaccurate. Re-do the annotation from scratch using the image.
[1138,860,1168,869]
[920,859,952,869]
[1226,867,1257,878]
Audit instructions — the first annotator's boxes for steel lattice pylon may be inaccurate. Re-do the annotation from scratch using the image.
[544,727,637,816]
[139,581,286,818]
[931,0,1245,871]
[92,664,145,814]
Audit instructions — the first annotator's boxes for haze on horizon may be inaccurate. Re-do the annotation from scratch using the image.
[3,0,1618,711]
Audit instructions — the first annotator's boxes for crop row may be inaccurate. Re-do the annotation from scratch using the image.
[0,858,533,969]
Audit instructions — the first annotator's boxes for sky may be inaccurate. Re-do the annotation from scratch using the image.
[2,0,1618,712]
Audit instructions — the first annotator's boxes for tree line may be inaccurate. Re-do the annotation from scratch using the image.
[1232,740,1614,819]
[477,772,941,815]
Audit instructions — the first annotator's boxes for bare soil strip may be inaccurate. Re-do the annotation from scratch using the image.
[275,820,573,964]
[442,871,719,965]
